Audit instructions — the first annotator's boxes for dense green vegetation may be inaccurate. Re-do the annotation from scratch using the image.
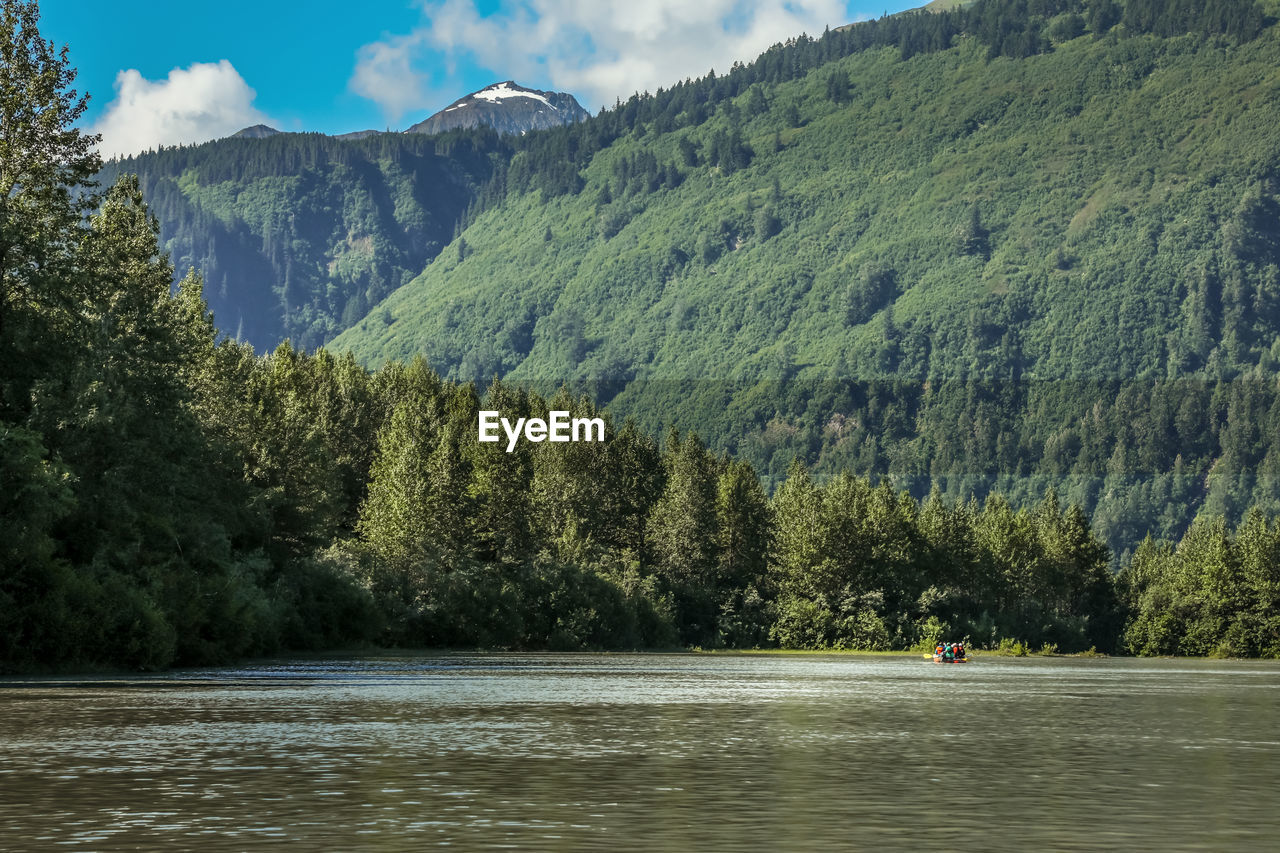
[104,0,1270,362]
[323,0,1280,562]
[1122,510,1280,656]
[95,131,505,352]
[6,0,1280,669]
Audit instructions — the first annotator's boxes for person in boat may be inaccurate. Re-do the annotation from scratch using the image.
[943,644,955,662]
[935,643,945,658]
[955,642,965,659]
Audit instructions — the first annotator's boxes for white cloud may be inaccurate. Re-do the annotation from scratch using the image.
[350,33,435,122]
[92,60,273,159]
[350,0,848,116]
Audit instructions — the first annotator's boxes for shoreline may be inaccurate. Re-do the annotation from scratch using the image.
[13,645,1280,678]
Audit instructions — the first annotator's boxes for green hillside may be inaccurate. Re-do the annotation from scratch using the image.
[96,131,506,351]
[337,7,1279,384]
[83,0,1280,560]
[325,0,1280,558]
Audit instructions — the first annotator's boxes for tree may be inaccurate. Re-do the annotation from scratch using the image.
[1234,509,1280,656]
[753,205,781,242]
[647,431,721,643]
[845,263,898,326]
[467,378,535,564]
[768,459,831,648]
[0,423,74,665]
[825,70,850,104]
[1085,0,1121,34]
[954,203,989,258]
[714,459,772,646]
[43,176,208,568]
[530,390,616,560]
[1047,12,1086,43]
[677,136,698,168]
[599,419,664,555]
[0,0,101,418]
[358,363,465,568]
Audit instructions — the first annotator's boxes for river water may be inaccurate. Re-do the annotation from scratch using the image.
[1,653,1277,850]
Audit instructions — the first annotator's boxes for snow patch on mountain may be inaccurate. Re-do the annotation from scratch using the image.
[404,81,589,136]
[471,82,556,109]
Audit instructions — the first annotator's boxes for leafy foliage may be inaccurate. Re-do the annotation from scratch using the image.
[328,0,1280,561]
[9,0,1280,669]
[1121,509,1280,657]
[95,130,508,351]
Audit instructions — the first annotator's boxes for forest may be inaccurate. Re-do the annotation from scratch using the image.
[4,0,1280,670]
[99,0,1280,571]
[330,0,1280,561]
[100,0,1269,353]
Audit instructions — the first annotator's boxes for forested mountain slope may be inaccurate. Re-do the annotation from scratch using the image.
[94,131,509,351]
[327,0,1280,558]
[337,3,1279,385]
[91,82,585,353]
[86,0,1280,561]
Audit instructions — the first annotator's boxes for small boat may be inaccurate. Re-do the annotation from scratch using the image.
[923,654,968,663]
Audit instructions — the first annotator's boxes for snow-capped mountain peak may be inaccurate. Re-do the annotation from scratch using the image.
[471,81,556,109]
[407,81,588,136]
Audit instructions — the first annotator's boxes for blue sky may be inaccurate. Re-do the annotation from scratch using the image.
[41,0,919,158]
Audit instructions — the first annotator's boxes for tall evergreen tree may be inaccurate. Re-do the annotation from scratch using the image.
[714,458,772,646]
[647,431,721,643]
[467,378,535,564]
[0,0,100,419]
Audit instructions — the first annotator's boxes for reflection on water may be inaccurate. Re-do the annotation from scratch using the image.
[2,654,1278,850]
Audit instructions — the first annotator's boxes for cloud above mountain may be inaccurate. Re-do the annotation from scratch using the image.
[92,61,273,159]
[350,32,436,122]
[351,0,847,116]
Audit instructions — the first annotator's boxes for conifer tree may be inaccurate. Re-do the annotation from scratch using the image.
[0,0,101,419]
[599,419,664,555]
[359,382,446,568]
[467,378,534,564]
[1233,509,1280,656]
[769,458,823,599]
[646,431,720,643]
[769,459,834,648]
[530,390,614,559]
[44,176,208,569]
[714,459,772,645]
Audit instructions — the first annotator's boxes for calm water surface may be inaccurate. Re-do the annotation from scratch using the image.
[2,653,1278,850]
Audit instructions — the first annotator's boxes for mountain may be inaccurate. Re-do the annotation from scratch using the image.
[94,0,1279,559]
[406,81,590,136]
[334,129,381,141]
[95,130,507,350]
[220,80,590,144]
[327,0,1278,557]
[230,124,281,139]
[336,1,1277,389]
[90,81,589,351]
